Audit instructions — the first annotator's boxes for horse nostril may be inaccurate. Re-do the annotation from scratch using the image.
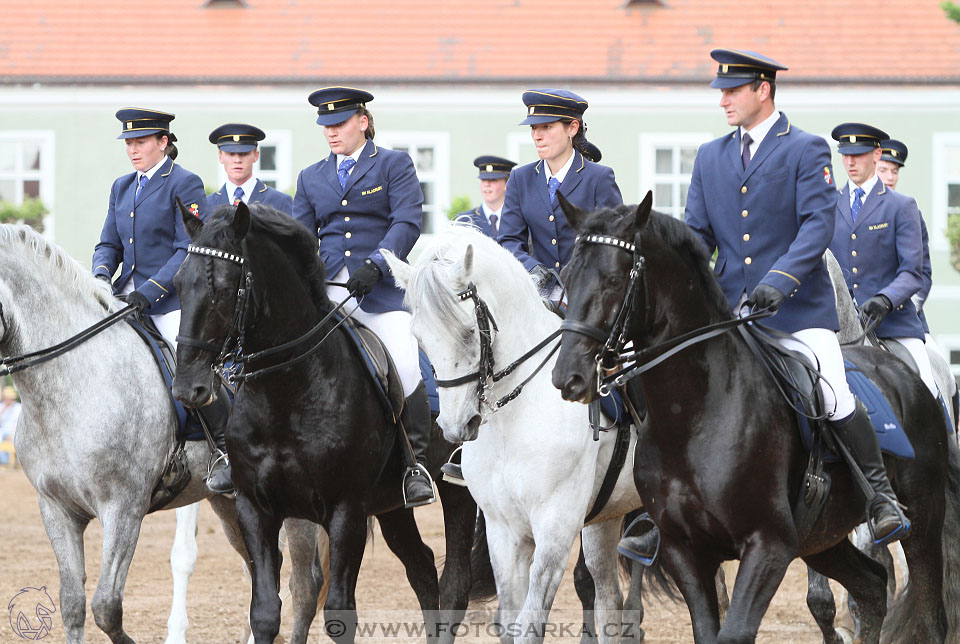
[467,415,481,434]
[562,374,585,401]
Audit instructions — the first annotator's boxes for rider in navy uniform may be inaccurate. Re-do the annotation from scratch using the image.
[620,50,909,562]
[206,123,293,215]
[293,87,435,508]
[875,139,934,337]
[455,155,516,239]
[498,89,623,301]
[93,108,233,494]
[829,124,937,399]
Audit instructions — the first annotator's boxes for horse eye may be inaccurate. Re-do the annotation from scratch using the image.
[604,275,624,290]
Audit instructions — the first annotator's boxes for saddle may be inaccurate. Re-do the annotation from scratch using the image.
[336,313,405,421]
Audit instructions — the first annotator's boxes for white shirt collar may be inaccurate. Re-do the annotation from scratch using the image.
[226,175,258,202]
[848,174,879,207]
[138,155,168,181]
[740,110,781,155]
[546,149,576,184]
[336,142,365,171]
[481,202,502,221]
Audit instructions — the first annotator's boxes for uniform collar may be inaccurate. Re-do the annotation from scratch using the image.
[226,174,259,202]
[546,149,576,184]
[138,155,169,181]
[740,109,781,150]
[848,174,880,206]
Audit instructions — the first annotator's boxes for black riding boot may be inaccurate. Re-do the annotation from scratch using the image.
[830,401,910,545]
[617,513,661,566]
[440,446,466,486]
[400,382,436,508]
[200,394,234,495]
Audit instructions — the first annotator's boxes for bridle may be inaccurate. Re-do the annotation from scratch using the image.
[175,242,355,384]
[432,282,562,415]
[560,232,774,396]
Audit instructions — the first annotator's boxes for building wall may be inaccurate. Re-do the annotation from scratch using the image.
[3,83,959,367]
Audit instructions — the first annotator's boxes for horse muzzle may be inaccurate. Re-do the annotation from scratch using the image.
[172,377,217,408]
[438,412,482,443]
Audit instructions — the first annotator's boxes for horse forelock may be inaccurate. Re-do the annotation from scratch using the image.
[0,224,117,313]
[578,206,732,318]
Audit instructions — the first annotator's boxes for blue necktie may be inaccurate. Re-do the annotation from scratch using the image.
[136,174,149,200]
[548,177,560,204]
[489,214,498,236]
[338,157,356,190]
[852,187,865,222]
[233,186,244,206]
[741,133,753,169]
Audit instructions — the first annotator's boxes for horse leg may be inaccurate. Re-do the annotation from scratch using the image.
[844,523,896,633]
[580,520,625,644]
[164,502,199,644]
[716,537,793,644]
[236,494,284,644]
[283,518,325,644]
[805,566,845,644]
[91,510,143,644]
[622,558,645,643]
[323,501,368,644]
[484,517,535,643]
[375,507,441,641]
[803,540,887,644]
[37,495,89,644]
[659,544,721,644]
[572,542,599,644]
[436,481,477,644]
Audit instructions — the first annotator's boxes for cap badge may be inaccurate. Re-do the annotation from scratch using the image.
[722,64,729,73]
[126,122,133,129]
[892,150,899,157]
[529,106,535,115]
[327,103,335,111]
[233,135,240,141]
[850,136,857,143]
[486,165,493,172]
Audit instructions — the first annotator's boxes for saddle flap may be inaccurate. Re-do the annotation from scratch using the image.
[340,316,405,418]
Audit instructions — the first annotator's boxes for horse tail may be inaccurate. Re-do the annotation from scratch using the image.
[885,436,960,643]
[468,510,498,602]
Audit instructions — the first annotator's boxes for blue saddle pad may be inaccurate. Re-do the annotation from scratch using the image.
[419,351,440,415]
[600,390,626,425]
[126,319,205,441]
[797,359,915,461]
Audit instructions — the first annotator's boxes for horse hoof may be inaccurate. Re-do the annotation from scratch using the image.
[835,626,854,644]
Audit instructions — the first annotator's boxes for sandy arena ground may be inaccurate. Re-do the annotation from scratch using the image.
[0,465,844,643]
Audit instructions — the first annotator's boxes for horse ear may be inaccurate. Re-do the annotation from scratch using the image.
[557,193,587,232]
[633,190,653,234]
[177,197,203,240]
[230,201,251,239]
[380,249,412,291]
[463,244,474,278]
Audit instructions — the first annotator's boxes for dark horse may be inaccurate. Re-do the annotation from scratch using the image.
[551,194,960,644]
[171,202,477,644]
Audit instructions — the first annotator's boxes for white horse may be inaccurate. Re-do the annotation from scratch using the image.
[0,224,325,644]
[384,226,643,644]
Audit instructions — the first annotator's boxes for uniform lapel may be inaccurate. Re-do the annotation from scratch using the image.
[838,183,854,228]
[556,151,585,207]
[474,207,493,236]
[855,180,886,226]
[321,152,340,192]
[534,159,553,212]
[726,131,745,180]
[136,157,171,205]
[742,114,789,183]
[250,178,268,203]
[344,139,378,193]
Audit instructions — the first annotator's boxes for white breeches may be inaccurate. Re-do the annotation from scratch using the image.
[888,336,939,398]
[327,266,421,397]
[774,327,858,421]
[123,278,180,350]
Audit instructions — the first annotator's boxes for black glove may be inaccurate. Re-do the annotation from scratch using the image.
[530,264,553,293]
[861,294,893,322]
[124,290,150,312]
[747,283,786,314]
[346,260,383,298]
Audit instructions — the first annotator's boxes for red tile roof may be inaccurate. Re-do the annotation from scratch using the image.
[3,0,960,84]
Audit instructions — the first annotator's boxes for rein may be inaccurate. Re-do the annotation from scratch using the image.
[560,232,774,395]
[433,282,562,412]
[176,242,356,384]
[0,302,138,377]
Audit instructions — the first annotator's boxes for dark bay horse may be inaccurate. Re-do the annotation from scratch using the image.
[551,195,960,644]
[171,202,477,644]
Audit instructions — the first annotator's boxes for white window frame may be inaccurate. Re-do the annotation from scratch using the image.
[507,132,538,168]
[0,130,56,236]
[936,332,960,376]
[638,133,711,219]
[931,132,960,252]
[375,131,450,236]
[215,129,292,194]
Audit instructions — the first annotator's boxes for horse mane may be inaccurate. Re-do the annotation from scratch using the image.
[407,223,542,345]
[203,204,330,310]
[0,224,117,311]
[580,206,733,319]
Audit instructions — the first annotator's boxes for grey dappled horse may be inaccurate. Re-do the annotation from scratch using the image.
[0,224,324,644]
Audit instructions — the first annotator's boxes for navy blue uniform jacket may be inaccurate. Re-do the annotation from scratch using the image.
[499,150,622,272]
[207,179,293,215]
[293,139,423,313]
[830,182,924,340]
[684,113,840,333]
[92,157,206,315]
[455,206,496,238]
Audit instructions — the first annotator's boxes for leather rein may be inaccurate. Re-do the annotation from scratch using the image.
[432,282,562,413]
[175,242,355,384]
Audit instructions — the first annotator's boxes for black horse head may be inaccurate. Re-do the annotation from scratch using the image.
[552,190,730,403]
[172,201,328,408]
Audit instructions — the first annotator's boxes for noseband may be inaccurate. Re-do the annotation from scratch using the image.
[433,282,561,414]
